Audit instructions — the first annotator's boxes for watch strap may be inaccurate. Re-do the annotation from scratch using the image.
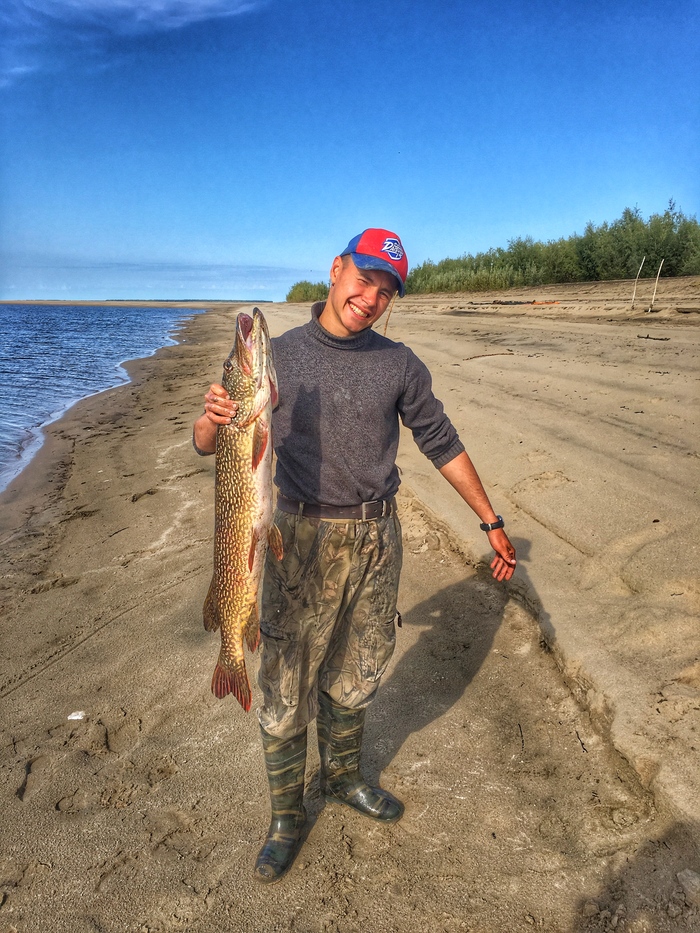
[480,515,504,532]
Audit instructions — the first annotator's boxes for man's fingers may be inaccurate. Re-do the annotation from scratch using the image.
[490,553,516,581]
[204,390,237,424]
[205,398,237,413]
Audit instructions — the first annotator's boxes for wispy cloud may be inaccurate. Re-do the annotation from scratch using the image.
[15,0,259,33]
[1,0,264,85]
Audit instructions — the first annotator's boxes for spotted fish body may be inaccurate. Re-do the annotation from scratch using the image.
[203,308,282,711]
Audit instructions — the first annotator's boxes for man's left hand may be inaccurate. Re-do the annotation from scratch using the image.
[487,528,517,581]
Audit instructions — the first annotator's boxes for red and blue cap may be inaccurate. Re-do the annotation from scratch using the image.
[340,228,408,297]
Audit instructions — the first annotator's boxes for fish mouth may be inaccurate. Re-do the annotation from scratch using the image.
[233,309,270,381]
[237,313,254,347]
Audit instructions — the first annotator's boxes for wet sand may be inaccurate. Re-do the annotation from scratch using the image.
[1,277,699,931]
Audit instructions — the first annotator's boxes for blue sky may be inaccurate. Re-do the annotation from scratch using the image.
[1,0,698,300]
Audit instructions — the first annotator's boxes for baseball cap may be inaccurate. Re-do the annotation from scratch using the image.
[340,228,408,297]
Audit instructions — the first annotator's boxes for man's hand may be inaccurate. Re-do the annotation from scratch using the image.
[437,452,517,582]
[487,528,517,581]
[193,384,239,455]
[204,383,238,425]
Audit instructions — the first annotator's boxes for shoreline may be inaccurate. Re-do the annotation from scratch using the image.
[0,304,208,496]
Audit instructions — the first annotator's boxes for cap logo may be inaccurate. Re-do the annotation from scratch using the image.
[381,237,404,262]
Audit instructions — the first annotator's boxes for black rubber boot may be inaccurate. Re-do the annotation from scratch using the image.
[253,726,307,884]
[317,691,404,823]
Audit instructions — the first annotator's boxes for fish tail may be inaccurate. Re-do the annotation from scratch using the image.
[203,575,220,632]
[211,654,252,711]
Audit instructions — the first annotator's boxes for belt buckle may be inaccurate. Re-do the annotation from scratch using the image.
[361,499,387,521]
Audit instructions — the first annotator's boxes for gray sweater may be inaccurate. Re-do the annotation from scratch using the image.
[271,303,464,506]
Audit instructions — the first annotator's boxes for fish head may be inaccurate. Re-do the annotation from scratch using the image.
[221,308,277,412]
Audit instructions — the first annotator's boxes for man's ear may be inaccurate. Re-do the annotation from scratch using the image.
[329,255,343,284]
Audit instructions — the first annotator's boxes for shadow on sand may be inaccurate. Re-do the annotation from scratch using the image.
[361,560,511,779]
[570,822,700,931]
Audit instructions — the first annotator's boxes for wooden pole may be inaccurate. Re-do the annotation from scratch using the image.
[382,291,398,336]
[648,259,664,312]
[630,256,645,309]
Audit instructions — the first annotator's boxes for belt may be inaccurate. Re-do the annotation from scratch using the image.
[276,493,395,521]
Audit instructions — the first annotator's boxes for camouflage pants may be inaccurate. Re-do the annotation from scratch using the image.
[257,507,403,739]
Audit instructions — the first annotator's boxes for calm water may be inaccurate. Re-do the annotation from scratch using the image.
[0,304,203,493]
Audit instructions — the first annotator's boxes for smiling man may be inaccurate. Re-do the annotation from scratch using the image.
[320,230,405,335]
[193,228,516,883]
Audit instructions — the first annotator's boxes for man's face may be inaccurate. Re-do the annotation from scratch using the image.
[319,255,397,338]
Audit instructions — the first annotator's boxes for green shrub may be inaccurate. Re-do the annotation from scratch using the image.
[405,201,700,294]
[286,280,329,302]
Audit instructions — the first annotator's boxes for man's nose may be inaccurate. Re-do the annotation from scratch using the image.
[363,285,380,306]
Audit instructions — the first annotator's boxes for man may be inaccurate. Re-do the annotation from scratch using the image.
[193,228,516,884]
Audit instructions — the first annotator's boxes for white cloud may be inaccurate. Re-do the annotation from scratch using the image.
[1,0,266,84]
[18,0,260,33]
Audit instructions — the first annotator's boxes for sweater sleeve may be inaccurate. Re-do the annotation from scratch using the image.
[398,347,465,468]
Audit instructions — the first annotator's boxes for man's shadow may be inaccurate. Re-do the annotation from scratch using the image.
[360,552,517,779]
[570,822,700,931]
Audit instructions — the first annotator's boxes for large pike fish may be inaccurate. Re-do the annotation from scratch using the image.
[203,307,282,711]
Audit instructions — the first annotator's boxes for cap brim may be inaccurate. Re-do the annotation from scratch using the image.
[348,252,405,297]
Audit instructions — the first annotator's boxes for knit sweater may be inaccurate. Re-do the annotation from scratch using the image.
[271,303,464,506]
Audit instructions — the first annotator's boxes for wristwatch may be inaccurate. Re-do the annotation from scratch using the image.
[479,516,504,532]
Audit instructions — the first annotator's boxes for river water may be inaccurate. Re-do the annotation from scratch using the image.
[0,303,203,493]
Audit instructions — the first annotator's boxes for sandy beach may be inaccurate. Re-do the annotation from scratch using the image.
[1,277,699,932]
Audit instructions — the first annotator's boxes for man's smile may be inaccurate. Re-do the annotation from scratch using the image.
[348,301,372,320]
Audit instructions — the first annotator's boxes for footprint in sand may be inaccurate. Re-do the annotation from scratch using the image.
[17,755,53,802]
[56,788,93,813]
[29,573,80,594]
[105,711,143,754]
[131,488,158,503]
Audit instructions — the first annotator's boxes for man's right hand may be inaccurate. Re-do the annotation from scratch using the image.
[193,384,239,455]
[203,383,238,425]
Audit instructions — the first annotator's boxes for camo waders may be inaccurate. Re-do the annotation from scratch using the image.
[317,690,404,822]
[253,725,307,884]
[257,508,403,739]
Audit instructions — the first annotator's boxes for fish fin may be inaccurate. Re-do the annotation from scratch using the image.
[202,575,220,632]
[244,603,260,652]
[248,528,259,572]
[268,522,284,562]
[251,418,269,470]
[211,655,252,711]
[269,373,279,409]
[237,383,271,429]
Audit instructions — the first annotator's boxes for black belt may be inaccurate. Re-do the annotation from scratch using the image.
[276,494,394,521]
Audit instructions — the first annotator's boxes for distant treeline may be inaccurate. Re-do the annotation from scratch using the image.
[286,280,329,302]
[406,202,700,294]
[285,202,700,300]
